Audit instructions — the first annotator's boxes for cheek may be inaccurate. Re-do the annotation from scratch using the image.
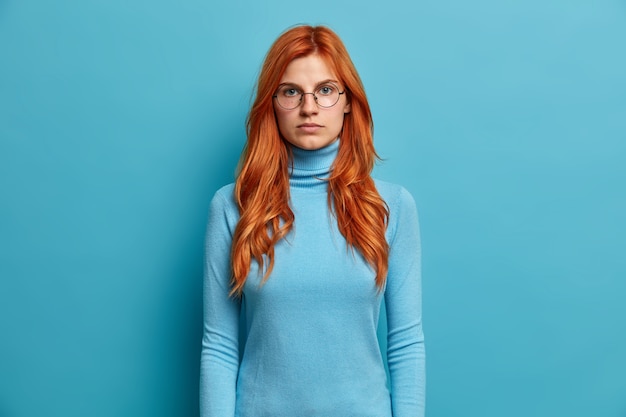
[331,110,346,129]
[274,109,291,132]
[275,110,298,143]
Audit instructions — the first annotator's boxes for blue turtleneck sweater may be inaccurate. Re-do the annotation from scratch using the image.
[200,140,425,416]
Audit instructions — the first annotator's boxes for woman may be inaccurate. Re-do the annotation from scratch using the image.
[201,25,425,416]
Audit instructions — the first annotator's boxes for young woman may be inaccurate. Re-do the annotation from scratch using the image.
[200,25,425,416]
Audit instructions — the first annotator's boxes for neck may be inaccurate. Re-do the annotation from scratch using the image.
[288,140,339,191]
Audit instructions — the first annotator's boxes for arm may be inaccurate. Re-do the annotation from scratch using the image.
[200,189,241,417]
[385,187,426,416]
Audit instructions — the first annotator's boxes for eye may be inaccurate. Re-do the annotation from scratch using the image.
[281,87,301,97]
[317,85,335,96]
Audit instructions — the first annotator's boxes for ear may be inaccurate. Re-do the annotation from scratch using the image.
[343,101,351,114]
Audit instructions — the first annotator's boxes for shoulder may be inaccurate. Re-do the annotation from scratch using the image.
[374,179,417,213]
[211,183,236,206]
[374,179,419,242]
[207,183,239,229]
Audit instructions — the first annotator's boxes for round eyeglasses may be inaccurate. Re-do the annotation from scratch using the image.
[273,83,345,110]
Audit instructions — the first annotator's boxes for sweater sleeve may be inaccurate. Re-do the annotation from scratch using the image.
[200,189,241,417]
[385,187,426,417]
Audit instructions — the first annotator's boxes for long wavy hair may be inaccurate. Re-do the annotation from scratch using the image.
[231,25,389,295]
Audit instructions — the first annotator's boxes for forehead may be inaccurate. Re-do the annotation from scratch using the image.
[280,54,338,85]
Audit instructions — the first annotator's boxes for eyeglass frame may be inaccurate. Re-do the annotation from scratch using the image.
[272,82,346,110]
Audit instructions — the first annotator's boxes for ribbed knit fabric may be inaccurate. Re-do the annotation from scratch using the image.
[200,140,425,417]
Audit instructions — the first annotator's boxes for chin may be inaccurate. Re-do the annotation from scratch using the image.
[290,137,337,151]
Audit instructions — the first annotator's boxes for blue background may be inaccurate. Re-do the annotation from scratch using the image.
[1,0,625,416]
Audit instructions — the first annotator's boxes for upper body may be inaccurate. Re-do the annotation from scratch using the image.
[200,140,425,416]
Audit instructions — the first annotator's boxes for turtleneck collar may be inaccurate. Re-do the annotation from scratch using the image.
[289,139,339,191]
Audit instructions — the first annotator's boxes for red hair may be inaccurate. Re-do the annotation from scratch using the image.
[231,25,389,295]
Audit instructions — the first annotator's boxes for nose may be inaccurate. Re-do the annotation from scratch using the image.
[299,92,318,115]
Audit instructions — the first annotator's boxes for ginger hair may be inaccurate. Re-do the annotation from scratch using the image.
[231,25,389,295]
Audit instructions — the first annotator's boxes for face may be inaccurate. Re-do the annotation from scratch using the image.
[274,54,351,150]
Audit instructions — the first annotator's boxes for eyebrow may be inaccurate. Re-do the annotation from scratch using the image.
[277,79,340,89]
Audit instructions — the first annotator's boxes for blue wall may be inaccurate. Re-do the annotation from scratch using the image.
[1,1,625,416]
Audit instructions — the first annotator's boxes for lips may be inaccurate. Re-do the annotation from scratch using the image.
[297,123,322,133]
